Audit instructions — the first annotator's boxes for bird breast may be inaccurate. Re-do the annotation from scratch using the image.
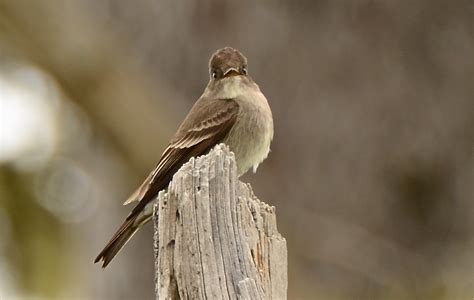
[220,77,273,176]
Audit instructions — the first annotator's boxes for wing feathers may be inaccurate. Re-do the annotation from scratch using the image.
[123,100,239,207]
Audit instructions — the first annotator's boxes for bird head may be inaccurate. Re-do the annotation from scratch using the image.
[209,47,248,80]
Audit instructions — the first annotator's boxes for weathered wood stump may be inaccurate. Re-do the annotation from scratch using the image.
[153,144,287,300]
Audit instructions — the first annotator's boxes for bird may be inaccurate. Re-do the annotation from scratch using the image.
[94,47,273,268]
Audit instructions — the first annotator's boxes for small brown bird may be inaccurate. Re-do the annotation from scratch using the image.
[94,47,273,267]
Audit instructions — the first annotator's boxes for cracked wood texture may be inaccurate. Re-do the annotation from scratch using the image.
[153,144,287,300]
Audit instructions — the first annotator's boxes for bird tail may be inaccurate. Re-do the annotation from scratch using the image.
[94,215,141,268]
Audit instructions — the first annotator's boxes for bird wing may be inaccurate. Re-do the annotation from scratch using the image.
[123,98,239,218]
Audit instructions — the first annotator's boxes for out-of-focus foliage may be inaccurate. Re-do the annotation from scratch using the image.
[0,0,473,299]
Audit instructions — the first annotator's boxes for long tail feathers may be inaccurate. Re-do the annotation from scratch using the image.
[94,216,139,268]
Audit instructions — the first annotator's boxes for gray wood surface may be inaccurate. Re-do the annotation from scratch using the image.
[153,144,287,299]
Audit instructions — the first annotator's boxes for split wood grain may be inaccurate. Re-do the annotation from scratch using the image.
[154,144,287,300]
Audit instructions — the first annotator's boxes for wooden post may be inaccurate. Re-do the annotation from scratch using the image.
[153,144,287,300]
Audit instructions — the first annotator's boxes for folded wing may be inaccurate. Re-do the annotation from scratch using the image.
[124,99,239,218]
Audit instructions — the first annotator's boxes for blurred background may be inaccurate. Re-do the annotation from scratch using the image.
[0,0,473,299]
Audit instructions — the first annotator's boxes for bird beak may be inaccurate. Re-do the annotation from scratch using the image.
[223,67,240,78]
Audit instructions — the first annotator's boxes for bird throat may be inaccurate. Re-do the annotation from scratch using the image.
[214,76,247,99]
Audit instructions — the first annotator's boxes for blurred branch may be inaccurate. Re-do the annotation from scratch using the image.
[0,0,180,169]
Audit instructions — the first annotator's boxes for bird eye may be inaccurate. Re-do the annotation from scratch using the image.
[212,71,217,79]
[241,66,248,75]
